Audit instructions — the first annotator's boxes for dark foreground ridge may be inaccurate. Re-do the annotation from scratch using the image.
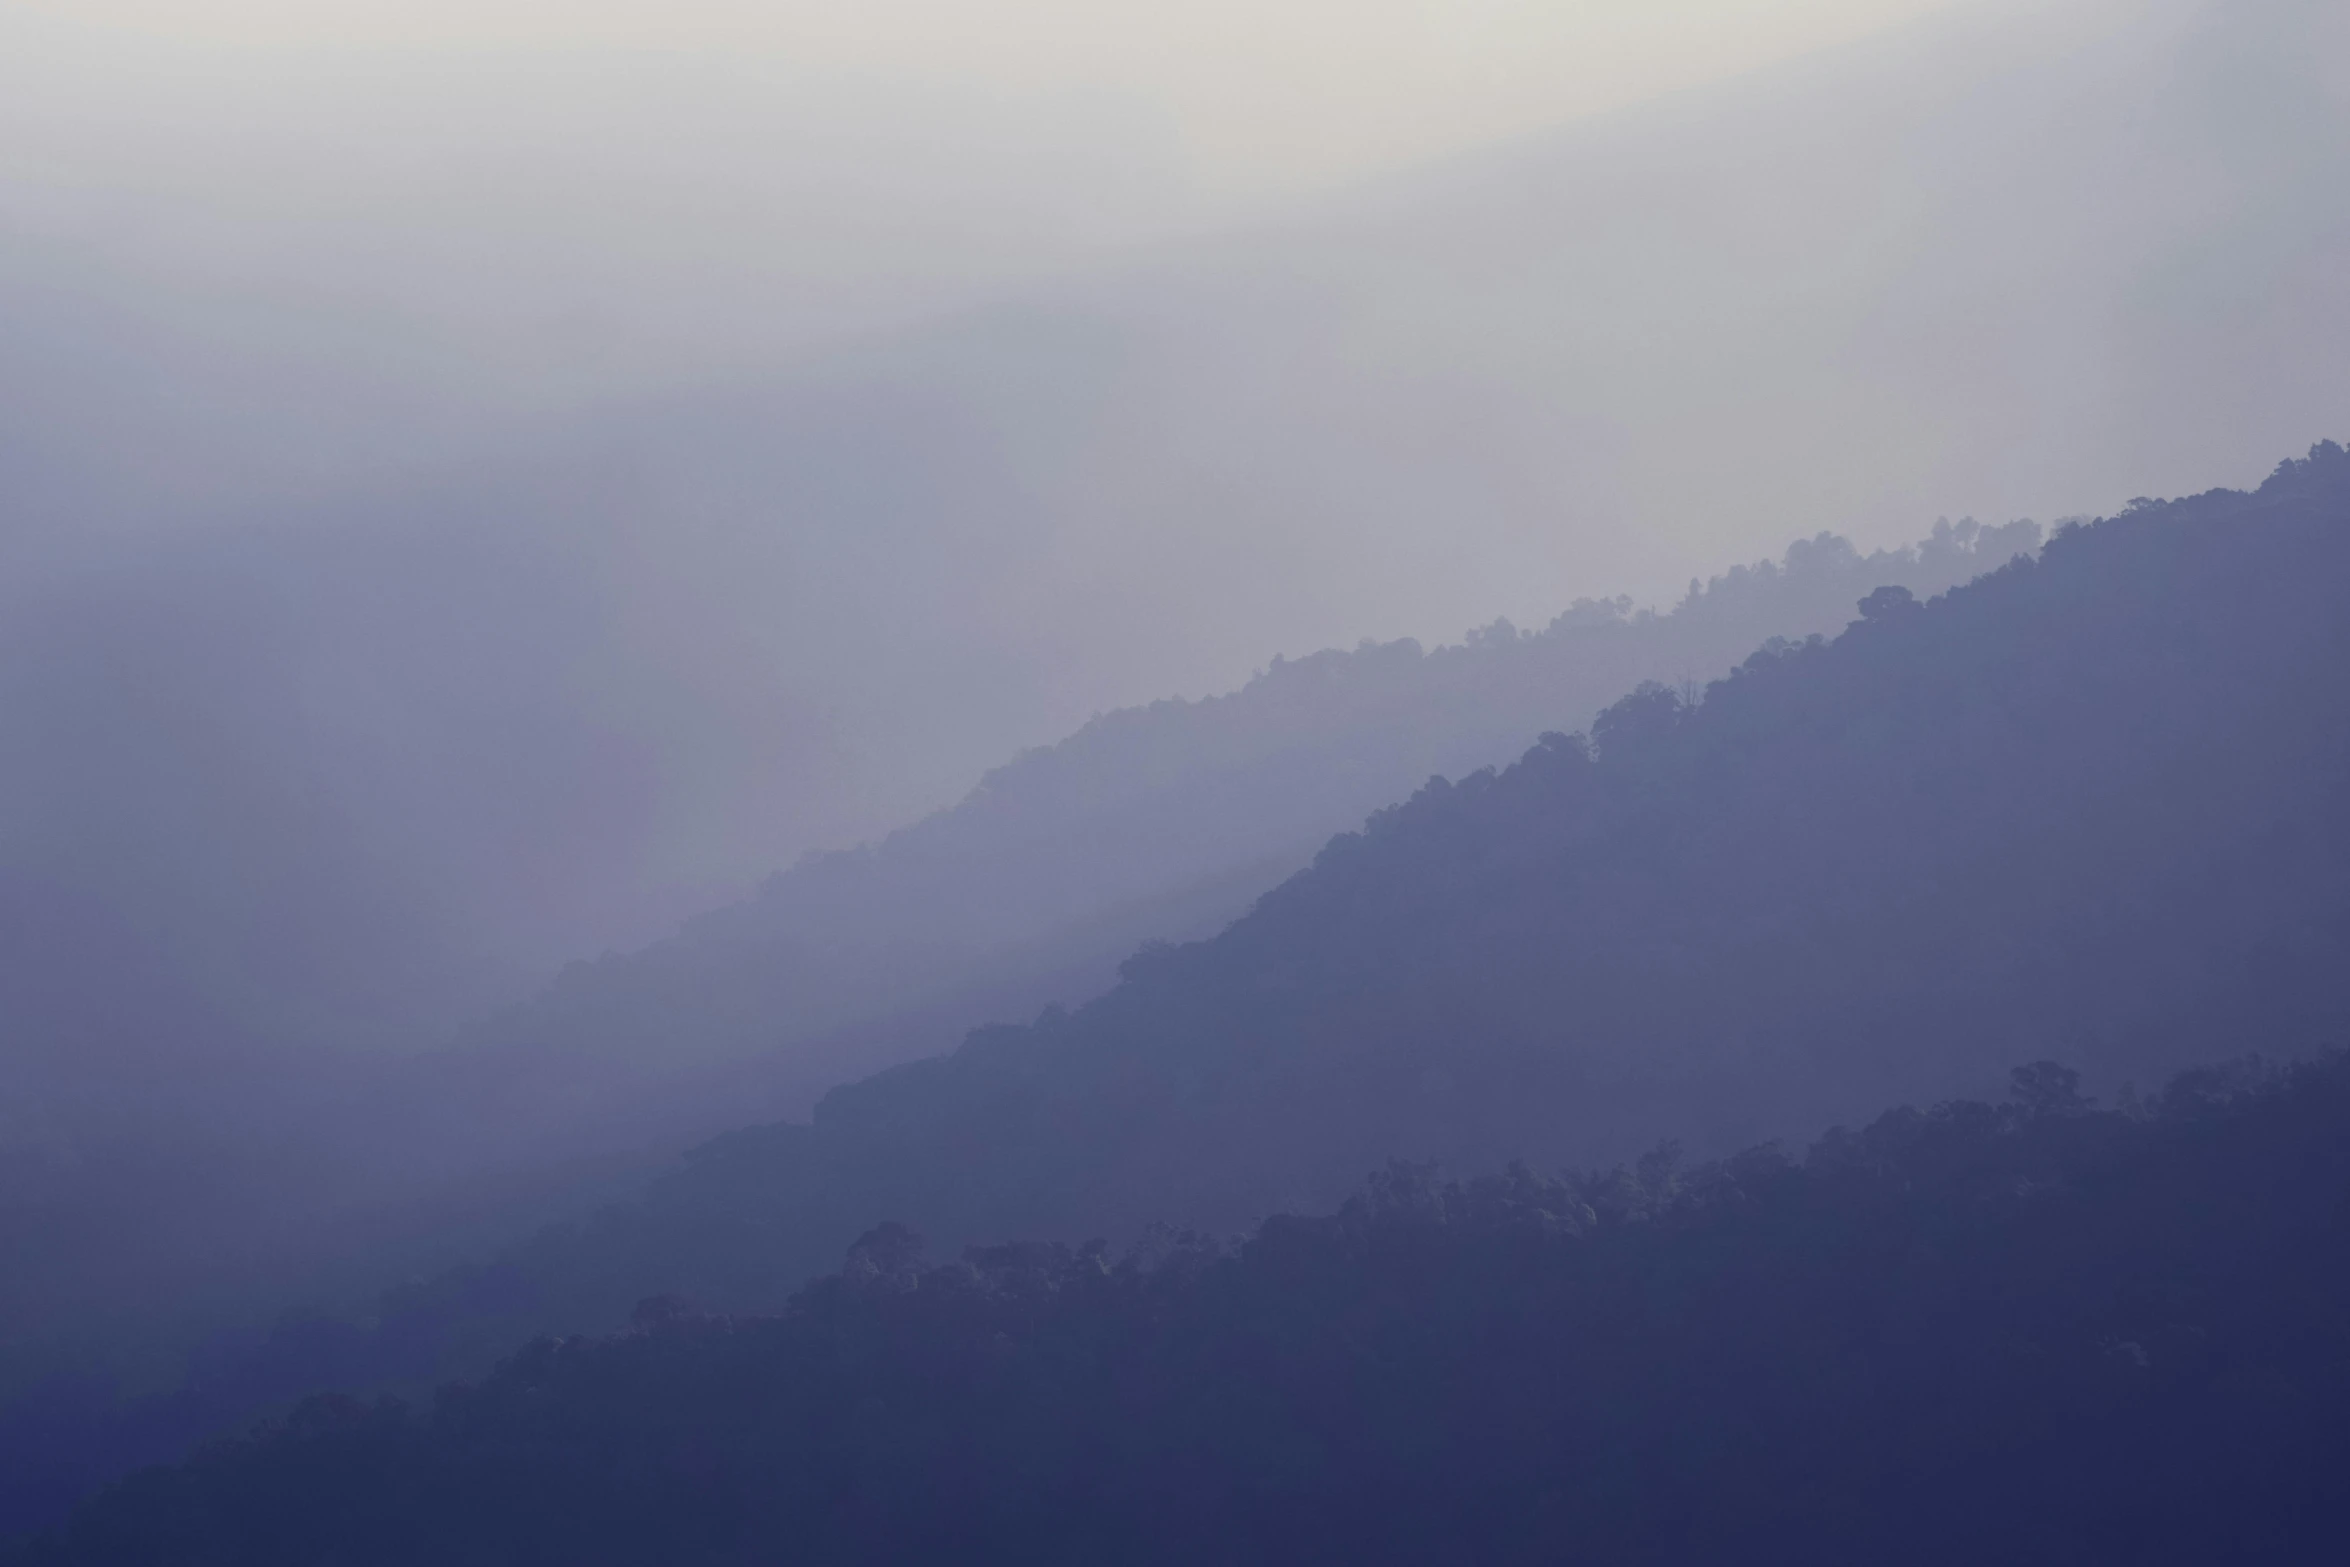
[20,1054,2350,1566]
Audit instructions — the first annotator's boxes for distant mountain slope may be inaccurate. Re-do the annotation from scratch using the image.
[26,1052,2350,1566]
[2,447,2334,1535]
[125,442,2349,1423]
[0,516,2037,1535]
[615,441,2350,1264]
[435,516,2039,1160]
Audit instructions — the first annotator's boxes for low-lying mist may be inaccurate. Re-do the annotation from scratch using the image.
[2,0,2348,1538]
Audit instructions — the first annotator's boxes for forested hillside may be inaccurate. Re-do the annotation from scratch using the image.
[426,518,2039,1161]
[423,439,2348,1320]
[23,1051,2350,1565]
[26,442,2337,1522]
[0,517,2036,1537]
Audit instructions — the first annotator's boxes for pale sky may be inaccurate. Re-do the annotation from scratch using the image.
[0,0,1976,405]
[11,1,1961,197]
[11,0,2341,968]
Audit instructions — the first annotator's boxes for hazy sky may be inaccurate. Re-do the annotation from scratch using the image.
[11,0,2340,971]
[0,0,1975,501]
[12,2,1960,199]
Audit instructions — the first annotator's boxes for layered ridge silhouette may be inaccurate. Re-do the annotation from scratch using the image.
[424,517,2041,1165]
[17,442,2336,1537]
[21,1051,2350,1565]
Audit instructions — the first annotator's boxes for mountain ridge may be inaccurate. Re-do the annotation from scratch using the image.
[24,1047,2350,1565]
